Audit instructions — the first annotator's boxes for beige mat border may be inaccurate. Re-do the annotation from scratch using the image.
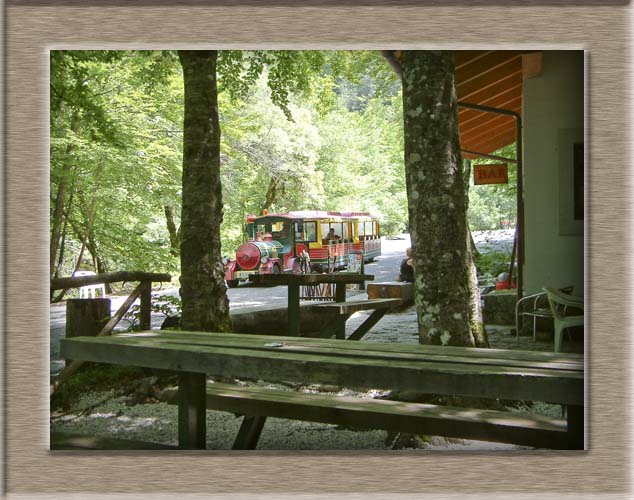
[4,3,630,496]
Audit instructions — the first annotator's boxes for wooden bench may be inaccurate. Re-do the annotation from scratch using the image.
[161,382,571,450]
[61,331,583,450]
[367,281,414,305]
[314,297,402,340]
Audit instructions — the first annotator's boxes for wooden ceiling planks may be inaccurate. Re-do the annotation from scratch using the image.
[454,50,526,155]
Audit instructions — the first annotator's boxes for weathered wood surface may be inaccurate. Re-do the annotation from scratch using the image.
[177,372,206,449]
[66,299,111,338]
[367,282,414,303]
[161,382,571,449]
[61,331,583,405]
[74,329,584,367]
[315,298,402,315]
[232,415,267,450]
[231,303,345,337]
[251,273,374,286]
[346,309,390,341]
[65,298,111,366]
[51,271,172,291]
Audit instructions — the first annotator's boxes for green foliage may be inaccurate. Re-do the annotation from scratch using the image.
[53,50,512,284]
[51,51,183,283]
[474,250,511,281]
[467,144,517,231]
[123,294,182,331]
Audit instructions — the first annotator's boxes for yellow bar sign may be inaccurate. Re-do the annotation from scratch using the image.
[474,163,508,185]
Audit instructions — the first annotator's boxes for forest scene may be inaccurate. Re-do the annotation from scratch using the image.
[50,50,515,287]
[50,50,583,452]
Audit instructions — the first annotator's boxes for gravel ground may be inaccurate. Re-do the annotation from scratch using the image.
[50,381,531,451]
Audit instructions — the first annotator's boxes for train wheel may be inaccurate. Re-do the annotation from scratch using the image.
[226,279,240,288]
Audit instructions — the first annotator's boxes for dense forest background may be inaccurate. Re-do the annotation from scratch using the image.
[50,50,515,282]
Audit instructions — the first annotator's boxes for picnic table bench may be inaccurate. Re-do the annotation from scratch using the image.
[250,273,383,339]
[60,330,584,450]
[313,297,402,340]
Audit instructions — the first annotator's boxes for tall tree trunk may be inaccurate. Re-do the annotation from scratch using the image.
[164,205,181,256]
[463,160,488,347]
[178,50,231,333]
[262,177,281,212]
[51,197,98,303]
[401,50,477,347]
[73,197,98,275]
[86,232,111,294]
[50,113,79,279]
[53,185,74,282]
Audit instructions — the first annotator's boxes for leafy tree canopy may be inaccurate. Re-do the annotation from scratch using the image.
[50,49,513,291]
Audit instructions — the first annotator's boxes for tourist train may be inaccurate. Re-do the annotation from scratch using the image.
[223,210,381,287]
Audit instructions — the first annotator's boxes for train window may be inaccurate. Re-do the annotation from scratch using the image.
[358,222,365,236]
[255,224,267,239]
[321,223,330,240]
[321,222,343,241]
[342,223,350,241]
[304,222,317,242]
[295,222,317,242]
[271,221,289,239]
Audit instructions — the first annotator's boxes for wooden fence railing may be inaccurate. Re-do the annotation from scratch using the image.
[50,271,172,394]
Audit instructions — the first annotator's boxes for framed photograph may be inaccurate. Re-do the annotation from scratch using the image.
[4,1,630,498]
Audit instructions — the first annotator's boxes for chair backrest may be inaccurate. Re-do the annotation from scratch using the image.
[543,287,584,321]
[73,270,96,277]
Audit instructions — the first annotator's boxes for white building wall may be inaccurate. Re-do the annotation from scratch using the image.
[522,51,584,295]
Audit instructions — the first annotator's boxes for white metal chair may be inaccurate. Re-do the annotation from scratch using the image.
[73,270,106,299]
[515,291,553,341]
[543,287,584,352]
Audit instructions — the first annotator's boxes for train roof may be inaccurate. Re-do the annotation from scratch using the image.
[253,210,377,221]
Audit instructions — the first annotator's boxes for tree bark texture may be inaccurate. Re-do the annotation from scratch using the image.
[178,50,232,333]
[50,113,79,279]
[164,205,181,256]
[401,51,475,347]
[463,161,488,347]
[262,177,281,212]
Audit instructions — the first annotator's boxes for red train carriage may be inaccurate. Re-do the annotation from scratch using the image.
[224,210,381,287]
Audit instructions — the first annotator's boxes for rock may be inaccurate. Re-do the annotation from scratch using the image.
[483,290,517,325]
[124,376,159,406]
[161,316,181,330]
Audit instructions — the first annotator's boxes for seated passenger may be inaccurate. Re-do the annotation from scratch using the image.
[327,228,340,241]
[398,247,414,282]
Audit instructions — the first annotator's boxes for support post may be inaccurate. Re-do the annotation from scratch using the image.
[233,416,267,450]
[65,298,111,366]
[139,281,152,330]
[178,372,207,449]
[288,284,301,336]
[334,284,347,339]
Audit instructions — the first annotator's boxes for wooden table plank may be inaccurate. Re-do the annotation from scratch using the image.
[61,333,583,405]
[122,331,584,371]
[251,273,375,286]
[316,298,402,315]
[141,330,583,365]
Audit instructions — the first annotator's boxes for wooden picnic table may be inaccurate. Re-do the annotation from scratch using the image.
[250,273,376,337]
[61,330,584,449]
